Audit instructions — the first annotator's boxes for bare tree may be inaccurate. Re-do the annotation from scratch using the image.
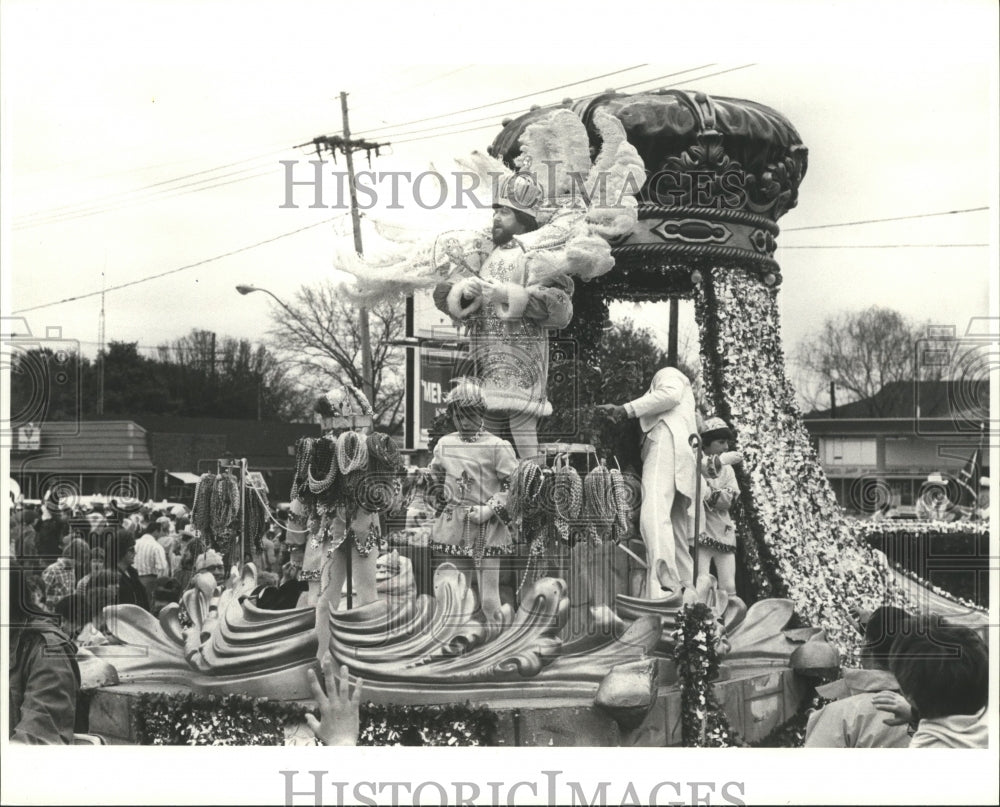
[793,306,957,416]
[265,281,405,433]
[156,329,312,420]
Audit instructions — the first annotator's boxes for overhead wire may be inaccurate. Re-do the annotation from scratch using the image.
[783,207,990,231]
[15,64,747,227]
[15,146,293,224]
[381,64,758,147]
[17,66,659,226]
[15,153,294,228]
[11,214,349,314]
[347,64,655,138]
[781,244,989,249]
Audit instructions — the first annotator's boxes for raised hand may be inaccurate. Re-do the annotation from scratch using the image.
[305,653,363,746]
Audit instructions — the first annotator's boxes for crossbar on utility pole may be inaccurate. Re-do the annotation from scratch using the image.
[310,94,391,408]
[311,95,391,611]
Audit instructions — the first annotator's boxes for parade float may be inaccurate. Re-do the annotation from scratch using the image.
[83,87,988,747]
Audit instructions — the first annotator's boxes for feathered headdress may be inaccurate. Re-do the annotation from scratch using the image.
[340,108,646,304]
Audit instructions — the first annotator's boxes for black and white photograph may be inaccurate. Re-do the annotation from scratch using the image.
[2,1,997,804]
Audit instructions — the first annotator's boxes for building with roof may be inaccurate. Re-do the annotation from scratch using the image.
[10,417,319,504]
[802,380,990,515]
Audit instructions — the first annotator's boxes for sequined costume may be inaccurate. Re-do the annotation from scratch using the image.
[434,242,573,419]
[428,432,518,561]
[299,509,380,584]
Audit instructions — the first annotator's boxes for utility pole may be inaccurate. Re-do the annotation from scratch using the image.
[311,93,390,407]
[97,271,106,415]
[209,331,217,381]
[667,298,679,367]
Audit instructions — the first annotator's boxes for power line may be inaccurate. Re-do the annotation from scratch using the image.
[347,64,654,139]
[617,62,756,91]
[783,206,990,232]
[13,165,280,229]
[780,244,989,249]
[11,214,349,314]
[16,65,744,228]
[17,67,660,228]
[15,146,293,224]
[383,64,756,147]
[15,156,290,228]
[334,64,723,146]
[363,64,722,143]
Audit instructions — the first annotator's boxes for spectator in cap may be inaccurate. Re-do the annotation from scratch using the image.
[9,562,79,744]
[694,416,742,596]
[194,549,227,587]
[804,605,913,747]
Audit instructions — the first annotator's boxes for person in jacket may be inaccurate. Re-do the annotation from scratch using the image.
[107,529,150,611]
[804,606,913,748]
[9,562,80,744]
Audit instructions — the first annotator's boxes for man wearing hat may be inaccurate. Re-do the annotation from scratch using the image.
[193,550,227,588]
[433,173,574,460]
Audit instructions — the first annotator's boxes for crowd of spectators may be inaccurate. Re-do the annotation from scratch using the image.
[11,496,986,750]
[8,496,293,647]
[8,494,302,744]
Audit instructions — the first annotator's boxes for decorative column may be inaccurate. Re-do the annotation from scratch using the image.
[493,89,909,658]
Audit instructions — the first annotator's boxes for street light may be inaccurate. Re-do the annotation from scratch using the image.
[235,283,376,406]
[235,284,299,321]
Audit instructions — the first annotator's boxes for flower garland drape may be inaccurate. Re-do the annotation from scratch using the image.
[133,692,498,746]
[694,266,910,660]
[672,602,735,747]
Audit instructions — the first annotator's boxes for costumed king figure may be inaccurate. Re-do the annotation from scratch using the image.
[427,379,518,626]
[597,366,699,596]
[433,173,573,461]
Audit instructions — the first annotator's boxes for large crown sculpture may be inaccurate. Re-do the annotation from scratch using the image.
[491,89,807,293]
[491,89,910,653]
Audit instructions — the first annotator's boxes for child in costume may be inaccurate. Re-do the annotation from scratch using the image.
[696,417,741,595]
[428,379,518,625]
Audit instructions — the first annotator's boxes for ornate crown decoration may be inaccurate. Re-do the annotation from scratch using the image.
[491,89,809,291]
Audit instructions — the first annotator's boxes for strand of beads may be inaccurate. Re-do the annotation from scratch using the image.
[307,437,338,494]
[608,468,631,544]
[290,438,315,502]
[336,431,369,474]
[192,473,216,544]
[211,472,241,554]
[582,464,614,545]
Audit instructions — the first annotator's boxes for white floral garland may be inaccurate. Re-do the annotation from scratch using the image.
[695,267,911,661]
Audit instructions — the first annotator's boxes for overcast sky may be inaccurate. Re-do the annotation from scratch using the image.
[2,1,997,382]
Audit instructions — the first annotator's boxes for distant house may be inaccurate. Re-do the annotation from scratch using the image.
[10,416,320,504]
[802,380,990,515]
